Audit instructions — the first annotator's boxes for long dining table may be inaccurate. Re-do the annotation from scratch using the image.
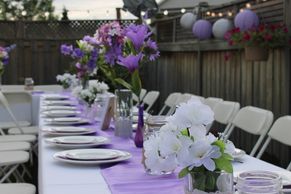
[38,93,291,194]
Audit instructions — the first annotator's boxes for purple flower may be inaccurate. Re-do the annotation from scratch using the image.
[118,54,142,73]
[83,35,99,46]
[5,44,16,52]
[105,45,122,66]
[60,44,73,56]
[144,39,160,61]
[125,24,151,50]
[72,48,84,58]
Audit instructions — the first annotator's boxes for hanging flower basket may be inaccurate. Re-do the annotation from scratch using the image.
[244,46,269,61]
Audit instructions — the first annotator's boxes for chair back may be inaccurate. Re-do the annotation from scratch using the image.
[142,91,160,112]
[204,97,223,110]
[133,89,147,103]
[225,106,273,156]
[158,92,181,115]
[214,101,240,125]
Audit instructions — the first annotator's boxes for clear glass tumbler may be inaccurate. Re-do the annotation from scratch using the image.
[236,171,282,194]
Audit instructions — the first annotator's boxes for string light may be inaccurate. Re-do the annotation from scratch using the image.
[181,8,186,13]
[206,11,211,16]
[145,19,151,25]
[21,10,27,16]
[240,8,244,12]
[218,12,223,17]
[44,11,49,17]
[163,10,168,16]
[228,11,233,17]
[211,12,216,17]
[246,3,251,8]
[141,11,146,16]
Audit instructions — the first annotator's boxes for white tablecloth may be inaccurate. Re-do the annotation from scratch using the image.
[37,97,291,194]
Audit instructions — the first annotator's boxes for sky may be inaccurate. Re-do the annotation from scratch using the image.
[53,0,163,20]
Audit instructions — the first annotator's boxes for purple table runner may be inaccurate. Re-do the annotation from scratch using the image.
[97,128,184,194]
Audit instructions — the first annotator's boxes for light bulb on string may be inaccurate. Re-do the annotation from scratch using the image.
[141,11,146,16]
[228,11,233,17]
[211,12,216,17]
[218,12,223,17]
[181,8,186,13]
[163,10,168,16]
[246,3,251,8]
[21,10,27,16]
[206,11,211,16]
[44,11,49,17]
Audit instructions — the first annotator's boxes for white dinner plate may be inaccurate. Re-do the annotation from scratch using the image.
[45,136,110,148]
[42,100,77,106]
[44,117,89,125]
[42,126,96,136]
[53,149,131,164]
[42,110,81,117]
[42,94,70,100]
[41,106,78,111]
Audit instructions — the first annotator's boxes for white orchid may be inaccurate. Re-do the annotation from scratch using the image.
[56,73,78,89]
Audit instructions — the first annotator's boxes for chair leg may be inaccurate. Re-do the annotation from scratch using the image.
[0,164,19,183]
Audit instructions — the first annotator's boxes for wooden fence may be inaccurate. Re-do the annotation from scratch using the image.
[0,20,135,85]
[142,0,291,167]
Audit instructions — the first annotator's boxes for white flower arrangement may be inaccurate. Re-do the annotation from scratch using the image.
[72,80,109,106]
[56,73,78,89]
[144,97,234,178]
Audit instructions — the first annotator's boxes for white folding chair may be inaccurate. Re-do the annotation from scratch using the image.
[158,92,181,115]
[0,151,31,183]
[224,106,273,156]
[204,97,223,110]
[132,88,147,104]
[192,94,205,103]
[142,91,160,113]
[0,183,36,194]
[0,91,39,135]
[256,116,291,170]
[213,101,240,136]
[34,85,62,92]
[0,142,31,152]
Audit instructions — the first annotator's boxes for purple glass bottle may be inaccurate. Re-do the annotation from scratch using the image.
[134,105,144,148]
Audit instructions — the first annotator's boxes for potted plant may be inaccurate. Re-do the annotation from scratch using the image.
[225,23,288,61]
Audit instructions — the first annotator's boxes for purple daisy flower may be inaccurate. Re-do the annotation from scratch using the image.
[118,53,142,73]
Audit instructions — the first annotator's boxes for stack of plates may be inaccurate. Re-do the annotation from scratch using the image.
[45,136,109,148]
[44,117,89,125]
[42,110,81,118]
[42,126,95,135]
[53,149,131,164]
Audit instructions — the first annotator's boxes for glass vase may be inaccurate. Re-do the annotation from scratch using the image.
[185,171,233,194]
[134,104,144,148]
[83,103,97,123]
[114,89,133,138]
[236,171,282,194]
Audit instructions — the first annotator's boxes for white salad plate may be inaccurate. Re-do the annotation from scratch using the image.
[45,136,109,148]
[44,117,89,125]
[42,110,81,117]
[232,148,246,160]
[42,126,95,135]
[53,149,131,164]
[41,106,78,111]
[42,94,70,100]
[42,100,77,106]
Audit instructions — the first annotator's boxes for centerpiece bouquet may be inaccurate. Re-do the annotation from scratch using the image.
[61,36,99,88]
[225,23,288,61]
[56,73,78,90]
[144,97,234,193]
[94,22,159,146]
[0,44,16,77]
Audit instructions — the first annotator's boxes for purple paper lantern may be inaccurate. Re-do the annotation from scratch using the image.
[192,20,212,40]
[234,9,259,31]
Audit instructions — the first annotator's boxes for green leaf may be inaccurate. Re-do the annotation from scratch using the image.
[180,129,189,137]
[205,172,216,191]
[114,78,132,90]
[212,140,225,152]
[214,157,233,173]
[178,167,189,178]
[131,70,142,99]
[223,153,233,161]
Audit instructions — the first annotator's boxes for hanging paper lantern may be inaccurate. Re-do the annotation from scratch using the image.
[192,19,212,40]
[212,18,233,39]
[180,12,197,29]
[234,9,259,31]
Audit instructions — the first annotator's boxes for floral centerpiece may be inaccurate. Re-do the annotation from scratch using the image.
[225,23,289,61]
[61,36,99,88]
[144,97,234,193]
[56,73,78,90]
[0,44,16,77]
[72,79,109,107]
[94,22,160,147]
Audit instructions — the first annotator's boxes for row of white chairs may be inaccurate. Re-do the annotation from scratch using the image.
[0,91,37,194]
[133,89,160,113]
[160,92,291,170]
